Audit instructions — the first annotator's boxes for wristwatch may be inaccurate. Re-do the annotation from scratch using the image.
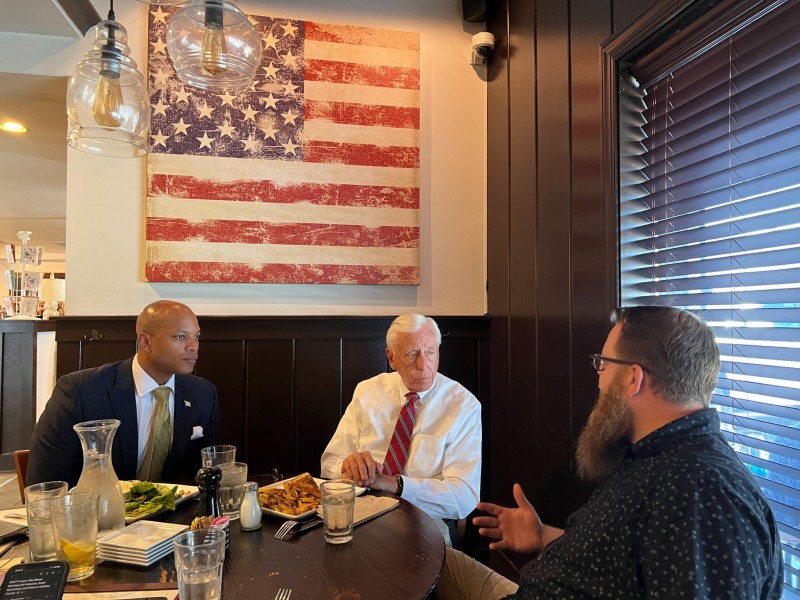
[395,474,404,496]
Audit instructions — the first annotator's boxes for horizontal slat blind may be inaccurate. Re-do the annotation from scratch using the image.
[619,1,800,594]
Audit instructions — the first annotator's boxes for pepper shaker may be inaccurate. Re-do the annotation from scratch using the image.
[239,482,262,530]
[196,466,230,550]
[196,466,223,519]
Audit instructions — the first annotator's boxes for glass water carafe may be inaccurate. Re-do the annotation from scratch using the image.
[72,419,125,535]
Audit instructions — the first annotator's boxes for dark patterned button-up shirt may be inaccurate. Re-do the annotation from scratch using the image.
[508,409,783,599]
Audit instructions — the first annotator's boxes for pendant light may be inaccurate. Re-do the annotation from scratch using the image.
[166,0,262,93]
[66,2,150,157]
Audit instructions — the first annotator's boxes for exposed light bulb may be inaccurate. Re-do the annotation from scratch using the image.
[92,16,124,128]
[201,2,227,75]
[92,71,123,127]
[201,24,228,75]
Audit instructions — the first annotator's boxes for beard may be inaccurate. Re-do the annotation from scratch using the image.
[575,376,633,482]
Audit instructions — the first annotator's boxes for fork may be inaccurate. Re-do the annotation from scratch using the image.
[273,520,297,540]
[274,587,292,600]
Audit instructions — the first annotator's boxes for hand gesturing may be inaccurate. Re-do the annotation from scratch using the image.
[473,483,550,553]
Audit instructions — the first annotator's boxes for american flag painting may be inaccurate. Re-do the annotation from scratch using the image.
[145,7,420,284]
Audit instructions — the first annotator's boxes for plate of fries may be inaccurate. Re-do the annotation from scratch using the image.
[258,473,365,520]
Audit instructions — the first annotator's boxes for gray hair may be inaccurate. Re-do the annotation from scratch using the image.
[386,313,442,348]
[612,306,720,408]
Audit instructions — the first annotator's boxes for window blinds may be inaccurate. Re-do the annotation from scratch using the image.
[618,0,800,592]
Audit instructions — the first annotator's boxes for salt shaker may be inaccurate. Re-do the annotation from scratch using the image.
[239,482,262,530]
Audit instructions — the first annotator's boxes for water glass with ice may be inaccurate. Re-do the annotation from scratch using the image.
[321,479,355,544]
[200,445,236,467]
[25,481,68,562]
[218,462,247,520]
[173,528,226,600]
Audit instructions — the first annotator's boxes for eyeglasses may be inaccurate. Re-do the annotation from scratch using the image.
[589,354,649,373]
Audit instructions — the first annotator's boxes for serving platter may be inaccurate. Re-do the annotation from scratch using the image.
[259,476,365,521]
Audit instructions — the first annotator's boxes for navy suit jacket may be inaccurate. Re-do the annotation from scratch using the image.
[27,358,219,487]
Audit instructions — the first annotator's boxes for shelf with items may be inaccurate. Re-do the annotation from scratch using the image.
[2,230,45,319]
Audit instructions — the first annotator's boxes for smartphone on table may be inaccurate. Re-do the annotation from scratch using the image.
[0,561,68,600]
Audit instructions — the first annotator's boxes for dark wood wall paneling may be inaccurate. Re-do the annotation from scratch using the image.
[53,316,491,483]
[485,0,658,531]
[0,321,56,469]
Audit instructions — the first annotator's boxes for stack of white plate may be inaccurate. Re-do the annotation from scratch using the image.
[97,520,189,567]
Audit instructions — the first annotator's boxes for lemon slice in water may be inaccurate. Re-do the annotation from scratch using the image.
[59,539,95,563]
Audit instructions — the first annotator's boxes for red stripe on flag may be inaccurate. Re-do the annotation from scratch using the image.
[304,141,419,169]
[146,262,420,285]
[147,218,419,248]
[305,100,419,129]
[305,22,420,51]
[148,175,419,209]
[305,59,419,90]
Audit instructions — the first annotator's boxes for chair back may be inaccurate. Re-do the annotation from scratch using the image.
[13,449,29,503]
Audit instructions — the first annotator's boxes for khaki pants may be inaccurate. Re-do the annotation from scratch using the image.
[435,548,519,600]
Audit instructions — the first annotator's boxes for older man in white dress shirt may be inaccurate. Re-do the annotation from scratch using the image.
[321,313,483,546]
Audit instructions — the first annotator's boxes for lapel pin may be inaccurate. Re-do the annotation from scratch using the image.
[184,400,192,407]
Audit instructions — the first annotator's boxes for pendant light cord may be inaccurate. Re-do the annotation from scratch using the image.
[107,0,116,36]
[106,0,116,48]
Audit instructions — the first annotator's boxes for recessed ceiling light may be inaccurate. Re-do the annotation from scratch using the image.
[0,121,28,133]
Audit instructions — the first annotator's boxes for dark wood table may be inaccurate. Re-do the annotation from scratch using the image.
[4,492,446,600]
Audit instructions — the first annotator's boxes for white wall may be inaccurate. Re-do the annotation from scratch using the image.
[66,0,487,316]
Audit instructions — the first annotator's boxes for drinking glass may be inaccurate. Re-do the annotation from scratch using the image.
[25,481,68,562]
[321,479,355,544]
[50,492,99,581]
[173,528,226,600]
[200,445,236,467]
[24,481,68,506]
[218,462,247,520]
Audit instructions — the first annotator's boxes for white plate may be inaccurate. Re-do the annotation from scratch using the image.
[98,534,177,558]
[97,542,172,563]
[259,477,365,521]
[97,542,173,561]
[97,544,174,567]
[122,482,199,523]
[97,541,172,560]
[98,520,188,552]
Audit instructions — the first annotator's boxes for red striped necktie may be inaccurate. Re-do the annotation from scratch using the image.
[383,392,419,476]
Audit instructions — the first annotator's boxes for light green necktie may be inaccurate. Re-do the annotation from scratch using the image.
[148,386,172,481]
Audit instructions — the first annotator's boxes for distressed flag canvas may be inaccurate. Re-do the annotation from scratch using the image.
[145,7,420,284]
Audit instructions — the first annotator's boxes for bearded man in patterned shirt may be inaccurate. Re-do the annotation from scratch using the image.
[436,306,783,600]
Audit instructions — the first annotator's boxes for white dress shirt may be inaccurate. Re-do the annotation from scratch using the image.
[321,371,482,520]
[132,356,175,477]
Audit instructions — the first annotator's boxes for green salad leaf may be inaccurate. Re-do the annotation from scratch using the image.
[123,481,178,518]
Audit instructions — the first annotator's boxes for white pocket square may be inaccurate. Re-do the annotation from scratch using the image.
[190,426,204,440]
[184,400,192,407]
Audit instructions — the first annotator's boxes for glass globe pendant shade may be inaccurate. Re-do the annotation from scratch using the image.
[67,16,150,158]
[166,0,263,93]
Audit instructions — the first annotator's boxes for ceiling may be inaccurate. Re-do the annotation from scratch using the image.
[0,0,101,263]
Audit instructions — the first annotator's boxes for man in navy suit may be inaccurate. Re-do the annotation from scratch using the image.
[27,300,219,487]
